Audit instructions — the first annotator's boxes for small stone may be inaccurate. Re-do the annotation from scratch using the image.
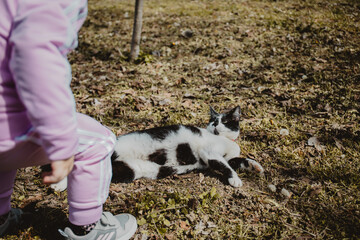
[181,29,194,38]
[308,136,320,146]
[257,86,266,92]
[274,147,282,153]
[280,128,289,136]
[268,184,277,192]
[93,98,101,106]
[152,50,161,57]
[207,221,217,228]
[159,99,172,106]
[281,188,291,198]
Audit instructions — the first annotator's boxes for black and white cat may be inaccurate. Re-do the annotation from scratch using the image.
[111,106,264,187]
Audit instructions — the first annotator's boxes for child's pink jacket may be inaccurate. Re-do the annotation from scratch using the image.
[0,0,88,161]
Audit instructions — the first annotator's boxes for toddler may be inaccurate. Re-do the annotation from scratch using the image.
[0,0,137,239]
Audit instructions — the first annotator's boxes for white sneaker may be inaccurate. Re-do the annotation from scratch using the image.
[59,212,137,240]
[0,208,23,236]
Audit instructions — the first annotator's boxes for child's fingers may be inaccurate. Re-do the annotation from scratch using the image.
[42,170,65,185]
[41,157,74,185]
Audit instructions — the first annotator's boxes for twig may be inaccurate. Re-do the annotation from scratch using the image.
[152,218,165,240]
[254,190,271,196]
[283,222,316,237]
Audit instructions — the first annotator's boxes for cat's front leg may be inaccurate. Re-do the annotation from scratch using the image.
[228,177,243,188]
[200,149,243,187]
[208,159,243,187]
[228,157,264,174]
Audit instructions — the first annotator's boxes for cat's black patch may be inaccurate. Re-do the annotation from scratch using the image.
[184,125,202,136]
[138,125,180,141]
[199,158,207,166]
[148,149,167,165]
[112,161,135,183]
[208,159,233,179]
[111,151,119,162]
[176,143,197,165]
[212,118,219,127]
[157,166,176,179]
[222,119,240,132]
[222,107,240,131]
[228,157,249,170]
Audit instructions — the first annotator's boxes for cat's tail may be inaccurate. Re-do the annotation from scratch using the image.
[111,150,119,162]
[111,150,135,183]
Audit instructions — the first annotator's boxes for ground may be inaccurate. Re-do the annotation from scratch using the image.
[3,0,360,239]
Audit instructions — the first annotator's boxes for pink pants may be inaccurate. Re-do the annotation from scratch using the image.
[0,113,115,225]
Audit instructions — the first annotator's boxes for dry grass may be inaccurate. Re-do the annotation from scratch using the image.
[4,0,360,239]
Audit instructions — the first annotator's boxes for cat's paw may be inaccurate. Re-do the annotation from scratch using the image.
[228,176,243,187]
[247,159,264,174]
[50,177,68,192]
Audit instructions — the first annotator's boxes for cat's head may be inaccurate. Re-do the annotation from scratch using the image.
[206,106,241,140]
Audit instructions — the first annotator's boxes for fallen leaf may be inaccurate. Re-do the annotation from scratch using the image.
[334,138,343,150]
[163,219,171,226]
[159,98,172,106]
[137,218,147,226]
[210,187,217,198]
[207,221,217,228]
[182,100,192,108]
[164,233,176,240]
[195,220,206,232]
[122,89,136,95]
[199,173,205,183]
[180,220,190,230]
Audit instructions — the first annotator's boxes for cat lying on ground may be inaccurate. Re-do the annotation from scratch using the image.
[111,106,264,187]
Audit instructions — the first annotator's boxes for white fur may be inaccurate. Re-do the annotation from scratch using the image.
[50,176,68,192]
[113,125,244,187]
[115,126,240,163]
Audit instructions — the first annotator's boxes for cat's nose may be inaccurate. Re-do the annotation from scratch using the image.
[214,128,219,135]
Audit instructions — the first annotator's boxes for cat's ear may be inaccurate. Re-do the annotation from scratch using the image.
[209,106,218,118]
[230,106,241,121]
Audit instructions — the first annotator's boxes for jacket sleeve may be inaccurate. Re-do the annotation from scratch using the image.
[9,1,79,161]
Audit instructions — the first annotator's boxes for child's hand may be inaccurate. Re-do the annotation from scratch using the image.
[42,156,74,185]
